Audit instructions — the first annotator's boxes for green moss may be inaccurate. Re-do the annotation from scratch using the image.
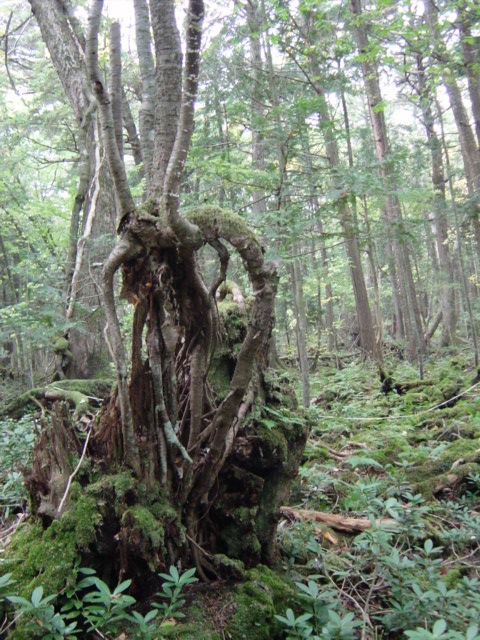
[160,622,222,639]
[254,424,289,463]
[122,505,165,551]
[53,337,70,353]
[153,567,294,639]
[5,522,74,597]
[0,379,113,419]
[208,298,248,400]
[218,300,248,340]
[209,357,232,400]
[150,497,178,522]
[443,569,462,589]
[185,205,256,243]
[233,506,257,525]
[212,554,246,579]
[407,437,480,488]
[156,597,223,639]
[303,443,330,462]
[51,378,113,397]
[220,522,262,559]
[229,565,295,640]
[62,492,101,547]
[87,470,136,516]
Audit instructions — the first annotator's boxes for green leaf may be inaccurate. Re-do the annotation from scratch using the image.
[424,539,433,555]
[432,619,446,637]
[31,586,44,607]
[113,579,132,596]
[346,456,383,469]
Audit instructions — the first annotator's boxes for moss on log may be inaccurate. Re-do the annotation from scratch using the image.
[0,379,113,419]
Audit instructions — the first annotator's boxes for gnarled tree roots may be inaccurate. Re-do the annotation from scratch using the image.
[23,206,307,587]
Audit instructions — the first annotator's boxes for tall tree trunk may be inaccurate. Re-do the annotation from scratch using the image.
[361,198,383,352]
[289,256,310,407]
[425,0,480,261]
[246,0,267,218]
[310,237,323,350]
[350,0,424,361]
[301,33,377,357]
[29,0,114,378]
[318,220,336,353]
[416,53,456,346]
[458,1,480,149]
[437,99,479,367]
[300,132,334,354]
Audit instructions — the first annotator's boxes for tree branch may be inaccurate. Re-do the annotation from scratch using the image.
[149,0,182,189]
[133,0,155,183]
[102,237,141,472]
[162,0,205,244]
[109,21,123,160]
[85,0,135,223]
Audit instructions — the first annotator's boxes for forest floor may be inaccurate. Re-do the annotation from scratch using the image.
[0,351,479,638]
[277,351,480,639]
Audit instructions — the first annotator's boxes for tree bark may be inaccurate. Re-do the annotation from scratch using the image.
[28,0,115,378]
[296,17,377,358]
[425,0,480,261]
[416,53,456,346]
[350,0,424,361]
[458,1,480,149]
[289,256,310,407]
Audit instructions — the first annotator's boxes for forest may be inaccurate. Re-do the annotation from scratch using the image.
[0,0,479,638]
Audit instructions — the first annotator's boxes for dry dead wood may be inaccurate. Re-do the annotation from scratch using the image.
[280,506,399,532]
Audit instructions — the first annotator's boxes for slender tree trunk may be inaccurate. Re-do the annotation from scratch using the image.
[350,0,424,361]
[310,237,323,350]
[318,219,335,353]
[458,1,480,149]
[425,0,480,261]
[246,0,267,218]
[0,233,25,380]
[303,46,376,357]
[289,256,310,407]
[416,54,456,345]
[300,133,334,354]
[362,198,383,353]
[29,0,114,378]
[437,99,479,367]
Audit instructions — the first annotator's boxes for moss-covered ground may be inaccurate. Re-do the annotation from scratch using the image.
[277,352,480,637]
[1,353,479,638]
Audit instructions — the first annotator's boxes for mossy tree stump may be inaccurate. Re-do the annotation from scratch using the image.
[14,0,308,596]
[15,233,307,594]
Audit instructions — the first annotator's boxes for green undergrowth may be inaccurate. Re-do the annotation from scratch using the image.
[0,413,36,522]
[154,565,295,640]
[278,352,480,638]
[2,352,480,638]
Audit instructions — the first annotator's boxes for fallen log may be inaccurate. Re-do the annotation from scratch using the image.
[280,506,399,532]
[0,378,113,419]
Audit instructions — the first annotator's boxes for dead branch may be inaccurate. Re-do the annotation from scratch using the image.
[280,506,399,532]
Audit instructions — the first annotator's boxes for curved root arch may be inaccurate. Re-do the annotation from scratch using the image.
[184,206,278,504]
